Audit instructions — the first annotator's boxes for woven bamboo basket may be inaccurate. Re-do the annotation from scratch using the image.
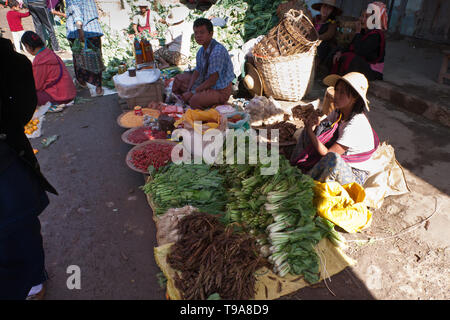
[253,9,319,58]
[253,45,317,102]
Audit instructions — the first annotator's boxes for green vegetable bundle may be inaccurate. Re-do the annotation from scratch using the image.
[142,163,227,216]
[218,139,343,283]
[185,0,293,64]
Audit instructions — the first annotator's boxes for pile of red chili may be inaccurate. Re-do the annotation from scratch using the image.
[130,142,174,172]
[127,127,167,144]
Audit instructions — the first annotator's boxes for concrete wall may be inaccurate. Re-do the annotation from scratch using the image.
[306,0,449,43]
[96,0,132,31]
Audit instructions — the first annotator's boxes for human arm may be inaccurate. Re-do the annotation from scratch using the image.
[51,9,67,18]
[195,72,219,92]
[181,70,200,102]
[18,11,30,18]
[305,114,347,156]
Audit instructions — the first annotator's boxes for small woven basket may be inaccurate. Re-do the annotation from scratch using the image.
[253,9,319,58]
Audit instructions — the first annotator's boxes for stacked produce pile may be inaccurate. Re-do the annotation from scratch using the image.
[142,163,227,216]
[130,142,175,172]
[24,118,40,135]
[292,103,324,124]
[167,212,267,300]
[259,121,297,144]
[118,108,161,128]
[156,205,198,246]
[126,127,167,144]
[220,151,343,283]
[245,96,286,127]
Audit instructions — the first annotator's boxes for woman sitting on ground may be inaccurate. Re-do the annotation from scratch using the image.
[312,0,342,66]
[292,72,379,186]
[330,1,387,81]
[21,31,76,107]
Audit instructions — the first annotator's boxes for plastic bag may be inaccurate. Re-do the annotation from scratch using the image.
[179,109,227,162]
[113,68,161,99]
[314,181,373,233]
[226,111,250,130]
[363,142,410,209]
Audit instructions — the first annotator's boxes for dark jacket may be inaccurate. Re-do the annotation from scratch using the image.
[348,29,385,64]
[0,38,57,195]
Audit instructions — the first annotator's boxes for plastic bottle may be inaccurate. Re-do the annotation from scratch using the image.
[134,38,144,65]
[142,39,154,65]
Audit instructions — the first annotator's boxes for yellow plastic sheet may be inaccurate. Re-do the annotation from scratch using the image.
[154,238,355,300]
[314,181,373,233]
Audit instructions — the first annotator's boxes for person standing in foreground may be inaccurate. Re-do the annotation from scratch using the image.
[25,0,62,52]
[6,0,30,52]
[172,18,235,109]
[65,0,104,96]
[0,37,57,300]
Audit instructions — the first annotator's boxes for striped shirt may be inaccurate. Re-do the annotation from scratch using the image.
[66,0,103,39]
[194,39,235,90]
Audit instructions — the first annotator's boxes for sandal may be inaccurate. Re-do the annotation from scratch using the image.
[48,104,64,113]
[74,78,88,89]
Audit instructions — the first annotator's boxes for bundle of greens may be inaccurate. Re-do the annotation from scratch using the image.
[185,0,291,64]
[217,135,343,283]
[99,23,134,89]
[142,163,227,216]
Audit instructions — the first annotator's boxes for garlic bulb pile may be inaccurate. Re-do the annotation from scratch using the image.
[245,96,286,127]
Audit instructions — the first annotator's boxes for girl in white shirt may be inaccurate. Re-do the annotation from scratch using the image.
[304,72,379,185]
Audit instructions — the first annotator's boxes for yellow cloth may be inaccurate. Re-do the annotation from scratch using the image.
[183,109,222,134]
[314,181,373,233]
[154,238,355,300]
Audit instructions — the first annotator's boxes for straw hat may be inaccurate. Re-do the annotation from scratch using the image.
[136,0,151,7]
[243,63,263,97]
[311,0,343,16]
[323,72,370,112]
[166,6,190,25]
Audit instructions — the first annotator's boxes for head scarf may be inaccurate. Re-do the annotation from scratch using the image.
[369,1,388,31]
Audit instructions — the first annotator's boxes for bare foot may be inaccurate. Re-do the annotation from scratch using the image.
[95,86,104,96]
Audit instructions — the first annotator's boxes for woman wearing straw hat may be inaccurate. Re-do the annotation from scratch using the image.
[311,0,342,65]
[132,0,164,36]
[292,72,380,186]
[154,6,192,68]
[330,2,387,81]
